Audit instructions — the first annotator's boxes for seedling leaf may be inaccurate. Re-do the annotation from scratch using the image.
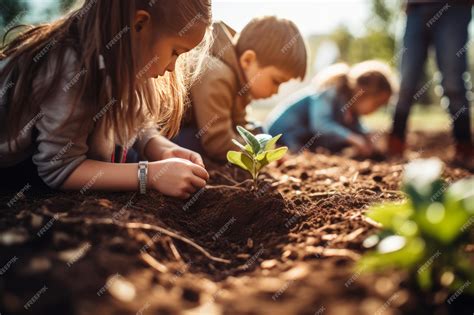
[227,151,253,172]
[237,126,260,154]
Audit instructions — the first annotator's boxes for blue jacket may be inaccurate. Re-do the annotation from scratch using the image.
[266,87,367,153]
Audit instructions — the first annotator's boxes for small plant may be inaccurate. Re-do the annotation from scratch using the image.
[227,126,288,190]
[359,158,474,295]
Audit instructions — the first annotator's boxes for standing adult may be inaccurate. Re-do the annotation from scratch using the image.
[389,0,473,169]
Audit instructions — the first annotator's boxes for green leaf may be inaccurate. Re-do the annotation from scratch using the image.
[366,202,413,230]
[265,147,287,162]
[232,139,247,152]
[257,147,288,168]
[357,237,425,272]
[255,134,272,152]
[227,151,253,172]
[446,176,474,213]
[237,126,260,154]
[415,201,470,244]
[264,134,282,151]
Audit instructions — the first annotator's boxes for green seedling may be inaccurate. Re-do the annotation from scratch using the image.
[358,158,474,295]
[227,126,288,190]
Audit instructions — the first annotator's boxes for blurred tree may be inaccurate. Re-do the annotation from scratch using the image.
[0,0,28,28]
[328,25,353,63]
[60,0,77,13]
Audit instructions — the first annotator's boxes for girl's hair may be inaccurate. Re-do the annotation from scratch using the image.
[1,0,212,147]
[313,60,397,102]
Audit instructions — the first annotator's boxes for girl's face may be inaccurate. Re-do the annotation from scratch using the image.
[133,10,207,79]
[354,91,391,115]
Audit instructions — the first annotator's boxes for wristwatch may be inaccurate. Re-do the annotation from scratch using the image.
[138,161,148,194]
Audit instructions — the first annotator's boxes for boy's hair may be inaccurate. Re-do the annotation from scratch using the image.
[235,16,307,80]
[313,60,397,100]
[0,0,212,147]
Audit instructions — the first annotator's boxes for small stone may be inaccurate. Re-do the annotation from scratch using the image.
[0,228,29,246]
[305,237,318,246]
[282,264,309,281]
[108,276,136,302]
[97,199,113,208]
[282,250,298,260]
[27,257,51,273]
[30,213,44,228]
[260,259,278,269]
[236,253,250,259]
[321,234,337,241]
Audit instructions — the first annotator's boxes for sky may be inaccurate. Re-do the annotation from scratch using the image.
[25,0,378,36]
[24,0,473,38]
[211,0,374,36]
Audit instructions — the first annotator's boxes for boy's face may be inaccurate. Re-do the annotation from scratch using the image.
[354,92,391,115]
[239,50,294,99]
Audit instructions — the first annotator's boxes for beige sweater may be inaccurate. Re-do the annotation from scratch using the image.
[186,22,251,160]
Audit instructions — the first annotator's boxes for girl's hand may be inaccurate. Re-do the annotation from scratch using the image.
[161,146,205,168]
[348,134,374,157]
[148,158,209,199]
[144,136,205,167]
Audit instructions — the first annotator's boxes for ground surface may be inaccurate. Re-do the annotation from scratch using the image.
[0,131,473,315]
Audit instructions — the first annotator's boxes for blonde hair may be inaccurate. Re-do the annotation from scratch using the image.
[235,16,307,80]
[1,0,212,148]
[313,60,397,100]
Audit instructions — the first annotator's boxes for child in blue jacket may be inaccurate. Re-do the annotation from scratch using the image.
[267,61,395,157]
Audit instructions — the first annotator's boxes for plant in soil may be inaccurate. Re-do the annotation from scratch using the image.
[359,158,474,295]
[227,126,288,190]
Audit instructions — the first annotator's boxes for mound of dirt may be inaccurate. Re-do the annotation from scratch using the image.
[182,186,289,241]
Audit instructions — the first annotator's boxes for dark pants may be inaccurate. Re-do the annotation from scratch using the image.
[0,157,50,192]
[171,126,206,156]
[392,4,472,143]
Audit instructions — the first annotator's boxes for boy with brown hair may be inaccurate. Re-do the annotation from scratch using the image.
[174,16,307,160]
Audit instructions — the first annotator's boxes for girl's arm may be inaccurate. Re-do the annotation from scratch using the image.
[61,158,209,198]
[60,159,140,191]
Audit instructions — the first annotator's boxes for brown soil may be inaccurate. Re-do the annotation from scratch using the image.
[0,131,473,315]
